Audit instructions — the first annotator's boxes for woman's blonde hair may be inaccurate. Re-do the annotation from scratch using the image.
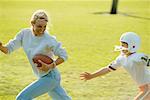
[30,10,49,24]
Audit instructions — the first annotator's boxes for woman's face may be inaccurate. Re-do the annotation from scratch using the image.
[32,19,47,36]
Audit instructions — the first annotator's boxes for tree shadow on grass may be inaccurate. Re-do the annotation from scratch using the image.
[93,11,150,20]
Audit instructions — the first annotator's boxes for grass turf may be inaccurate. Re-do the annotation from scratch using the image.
[0,0,149,100]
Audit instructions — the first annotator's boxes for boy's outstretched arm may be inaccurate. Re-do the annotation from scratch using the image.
[80,67,111,81]
[0,42,8,54]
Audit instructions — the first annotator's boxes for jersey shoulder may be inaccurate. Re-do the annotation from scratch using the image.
[132,53,149,64]
[116,54,126,62]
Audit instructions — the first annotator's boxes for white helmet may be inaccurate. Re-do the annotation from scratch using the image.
[120,32,141,53]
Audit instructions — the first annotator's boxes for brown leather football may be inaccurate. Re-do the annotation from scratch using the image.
[32,54,53,67]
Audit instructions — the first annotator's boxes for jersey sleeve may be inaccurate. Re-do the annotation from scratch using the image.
[47,35,68,61]
[107,55,122,71]
[5,30,24,54]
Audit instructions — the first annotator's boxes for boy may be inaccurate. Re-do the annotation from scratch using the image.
[80,32,150,100]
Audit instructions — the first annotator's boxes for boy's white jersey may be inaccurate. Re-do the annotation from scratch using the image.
[109,53,150,86]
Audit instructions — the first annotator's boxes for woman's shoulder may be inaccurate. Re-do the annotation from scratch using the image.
[44,31,57,40]
[20,28,32,33]
[17,28,32,35]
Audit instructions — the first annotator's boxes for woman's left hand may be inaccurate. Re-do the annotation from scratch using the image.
[37,60,55,72]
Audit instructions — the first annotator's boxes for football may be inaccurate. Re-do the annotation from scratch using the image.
[32,54,53,67]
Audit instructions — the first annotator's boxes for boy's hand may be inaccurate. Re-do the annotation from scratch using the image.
[80,72,93,81]
[37,60,54,72]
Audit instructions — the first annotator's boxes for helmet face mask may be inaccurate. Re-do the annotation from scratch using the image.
[114,45,128,51]
[114,42,130,55]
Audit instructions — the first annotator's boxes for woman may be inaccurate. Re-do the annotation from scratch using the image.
[0,10,71,100]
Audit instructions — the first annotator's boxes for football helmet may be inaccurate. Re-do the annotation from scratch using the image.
[115,32,141,53]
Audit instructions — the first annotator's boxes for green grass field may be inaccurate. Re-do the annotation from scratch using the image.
[0,0,149,100]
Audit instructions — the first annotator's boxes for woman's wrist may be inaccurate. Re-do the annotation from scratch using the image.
[52,61,56,68]
[48,61,56,69]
